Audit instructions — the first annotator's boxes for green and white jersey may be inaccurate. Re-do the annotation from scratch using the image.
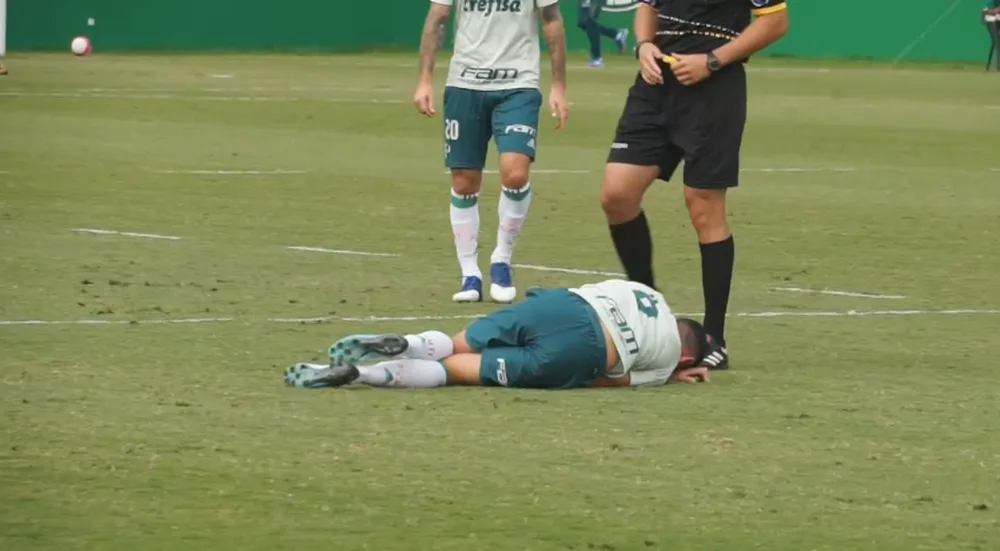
[570,279,682,386]
[432,0,558,91]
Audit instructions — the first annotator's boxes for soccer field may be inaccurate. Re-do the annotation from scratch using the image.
[1,53,998,550]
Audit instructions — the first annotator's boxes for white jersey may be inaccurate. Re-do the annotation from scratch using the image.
[570,280,682,386]
[433,0,557,91]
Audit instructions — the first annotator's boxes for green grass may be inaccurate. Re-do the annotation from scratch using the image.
[1,53,999,550]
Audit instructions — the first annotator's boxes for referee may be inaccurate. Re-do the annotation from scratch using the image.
[600,0,788,370]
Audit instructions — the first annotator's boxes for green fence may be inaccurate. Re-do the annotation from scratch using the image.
[7,0,995,63]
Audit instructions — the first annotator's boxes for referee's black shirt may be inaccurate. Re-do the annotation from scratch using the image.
[639,0,787,57]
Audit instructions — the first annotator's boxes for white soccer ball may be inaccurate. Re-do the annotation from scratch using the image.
[71,36,92,56]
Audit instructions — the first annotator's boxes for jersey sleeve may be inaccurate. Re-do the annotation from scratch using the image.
[431,0,452,5]
[628,367,673,387]
[536,0,559,7]
[749,0,786,16]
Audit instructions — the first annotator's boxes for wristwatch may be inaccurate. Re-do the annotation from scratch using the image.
[706,52,723,72]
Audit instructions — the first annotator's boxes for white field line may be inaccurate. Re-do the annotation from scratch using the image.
[66,230,923,301]
[0,91,406,104]
[447,169,592,175]
[4,86,397,94]
[451,168,859,176]
[513,263,623,277]
[72,228,183,240]
[150,169,307,175]
[743,167,856,173]
[6,90,997,112]
[773,287,907,300]
[3,308,1000,328]
[286,245,400,258]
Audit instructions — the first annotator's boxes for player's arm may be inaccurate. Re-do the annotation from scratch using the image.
[418,1,452,85]
[711,1,788,67]
[589,367,708,388]
[538,1,567,91]
[538,1,569,128]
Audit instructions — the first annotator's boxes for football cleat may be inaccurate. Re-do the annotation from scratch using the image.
[329,334,409,366]
[699,336,730,371]
[489,263,517,304]
[452,276,483,303]
[615,29,629,55]
[585,58,605,69]
[284,362,359,388]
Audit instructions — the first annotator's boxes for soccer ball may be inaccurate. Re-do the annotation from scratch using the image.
[71,37,92,56]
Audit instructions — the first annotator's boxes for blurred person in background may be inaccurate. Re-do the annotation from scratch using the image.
[578,0,629,68]
[986,1,1000,71]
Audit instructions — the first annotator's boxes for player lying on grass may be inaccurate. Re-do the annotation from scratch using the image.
[284,279,725,390]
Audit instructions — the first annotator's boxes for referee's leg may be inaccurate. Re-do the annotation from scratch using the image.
[676,71,748,353]
[600,80,680,290]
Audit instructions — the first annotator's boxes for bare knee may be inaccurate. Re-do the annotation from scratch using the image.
[601,163,658,224]
[452,331,474,354]
[499,154,531,190]
[684,186,730,242]
[451,169,483,196]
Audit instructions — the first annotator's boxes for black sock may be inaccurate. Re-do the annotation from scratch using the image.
[700,235,735,346]
[609,211,656,290]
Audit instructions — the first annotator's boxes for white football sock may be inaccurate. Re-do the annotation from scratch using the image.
[357,359,448,388]
[403,331,454,360]
[491,183,532,265]
[450,190,481,278]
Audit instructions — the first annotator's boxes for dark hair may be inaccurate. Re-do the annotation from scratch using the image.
[676,318,710,366]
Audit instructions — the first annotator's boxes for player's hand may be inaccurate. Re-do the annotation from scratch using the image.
[670,367,710,384]
[549,86,569,130]
[413,81,436,117]
[669,53,712,86]
[637,42,665,85]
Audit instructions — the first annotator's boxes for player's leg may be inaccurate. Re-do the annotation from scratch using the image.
[602,77,682,291]
[577,0,604,66]
[488,88,542,304]
[328,330,456,366]
[444,86,493,302]
[672,67,748,369]
[286,357,454,389]
[354,353,482,388]
[590,1,629,59]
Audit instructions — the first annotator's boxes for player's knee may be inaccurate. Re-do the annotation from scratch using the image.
[500,168,530,190]
[451,331,474,354]
[451,170,482,196]
[498,154,531,190]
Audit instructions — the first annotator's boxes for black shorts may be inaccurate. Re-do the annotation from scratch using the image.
[606,64,748,189]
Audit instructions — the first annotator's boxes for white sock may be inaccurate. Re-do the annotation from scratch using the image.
[403,331,454,360]
[450,190,481,278]
[491,183,532,265]
[357,359,448,388]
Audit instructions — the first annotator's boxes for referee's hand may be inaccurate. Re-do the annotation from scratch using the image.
[637,42,666,86]
[669,53,712,86]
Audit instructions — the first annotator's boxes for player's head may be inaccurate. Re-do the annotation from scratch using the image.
[675,318,710,368]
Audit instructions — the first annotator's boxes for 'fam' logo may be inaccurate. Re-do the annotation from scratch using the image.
[604,0,643,12]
